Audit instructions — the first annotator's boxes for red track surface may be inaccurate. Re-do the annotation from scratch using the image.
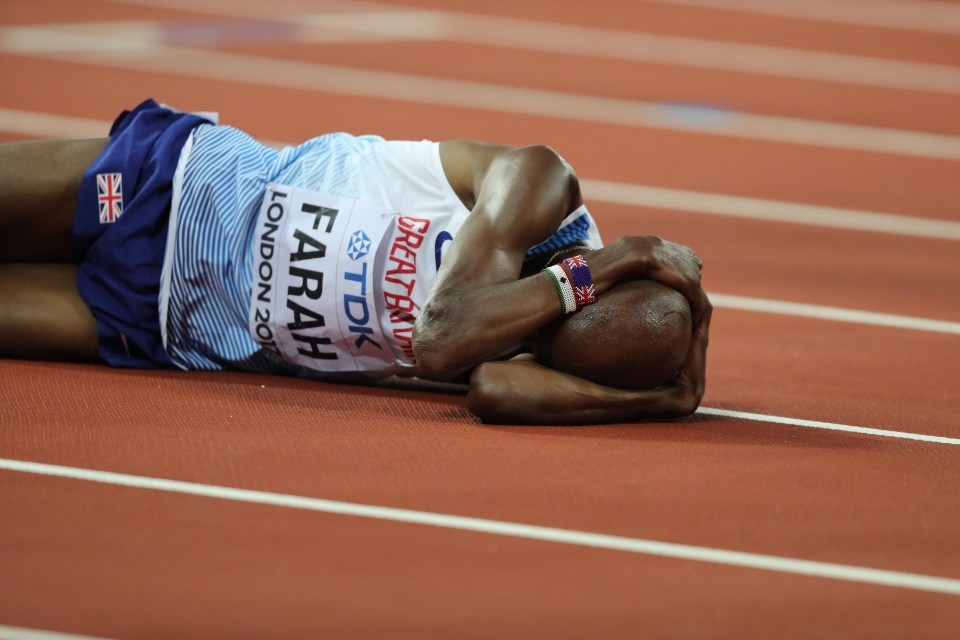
[1,1,959,638]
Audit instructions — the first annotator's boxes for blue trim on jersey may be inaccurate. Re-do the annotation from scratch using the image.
[525,213,592,258]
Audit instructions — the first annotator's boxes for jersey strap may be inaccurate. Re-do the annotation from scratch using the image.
[524,204,603,258]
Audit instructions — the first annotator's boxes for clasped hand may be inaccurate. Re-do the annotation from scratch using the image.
[591,235,713,415]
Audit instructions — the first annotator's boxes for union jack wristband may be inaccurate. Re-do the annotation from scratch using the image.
[543,254,597,314]
[562,254,597,310]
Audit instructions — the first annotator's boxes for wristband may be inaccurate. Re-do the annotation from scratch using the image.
[543,264,577,314]
[543,254,597,314]
[563,254,597,309]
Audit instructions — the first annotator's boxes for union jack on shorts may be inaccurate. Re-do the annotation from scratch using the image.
[97,172,124,224]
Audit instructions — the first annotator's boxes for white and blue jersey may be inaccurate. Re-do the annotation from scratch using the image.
[159,125,602,378]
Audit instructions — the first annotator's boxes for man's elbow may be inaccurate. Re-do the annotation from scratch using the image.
[412,340,453,378]
[466,363,513,424]
[411,332,445,377]
[411,303,459,376]
[513,144,581,210]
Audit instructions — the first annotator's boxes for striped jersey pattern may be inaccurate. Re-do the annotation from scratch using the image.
[162,125,393,373]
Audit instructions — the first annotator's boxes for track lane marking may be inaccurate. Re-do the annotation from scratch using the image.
[421,12,960,95]
[0,626,117,640]
[111,0,960,91]
[696,408,960,445]
[3,28,960,158]
[641,0,960,36]
[0,108,108,139]
[3,457,960,596]
[581,179,960,241]
[710,294,960,335]
[41,47,960,160]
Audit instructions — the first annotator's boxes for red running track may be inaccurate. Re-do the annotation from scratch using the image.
[1,0,959,638]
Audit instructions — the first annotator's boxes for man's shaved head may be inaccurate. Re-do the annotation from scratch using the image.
[538,279,692,390]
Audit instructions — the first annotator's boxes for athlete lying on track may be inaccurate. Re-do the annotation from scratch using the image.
[0,99,711,425]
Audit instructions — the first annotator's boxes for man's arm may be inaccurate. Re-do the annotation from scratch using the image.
[412,140,582,374]
[412,139,707,377]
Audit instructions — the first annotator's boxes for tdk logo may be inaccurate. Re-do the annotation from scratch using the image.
[347,229,371,260]
[342,228,382,352]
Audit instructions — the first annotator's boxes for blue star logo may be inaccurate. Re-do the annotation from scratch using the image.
[347,229,371,260]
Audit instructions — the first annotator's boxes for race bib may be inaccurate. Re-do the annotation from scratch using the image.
[249,184,398,373]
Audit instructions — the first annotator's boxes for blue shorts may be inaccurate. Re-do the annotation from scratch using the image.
[73,99,213,368]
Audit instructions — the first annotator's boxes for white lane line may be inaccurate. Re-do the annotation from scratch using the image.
[4,108,957,243]
[32,45,960,161]
[0,625,117,640]
[7,9,960,95]
[581,179,960,241]
[115,0,357,16]
[0,15,433,54]
[697,407,960,445]
[711,293,960,335]
[0,108,108,139]
[5,18,960,158]
[420,12,960,95]
[641,0,960,36]
[3,458,960,596]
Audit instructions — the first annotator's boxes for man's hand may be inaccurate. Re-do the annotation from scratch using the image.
[590,235,708,323]
[661,290,713,415]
